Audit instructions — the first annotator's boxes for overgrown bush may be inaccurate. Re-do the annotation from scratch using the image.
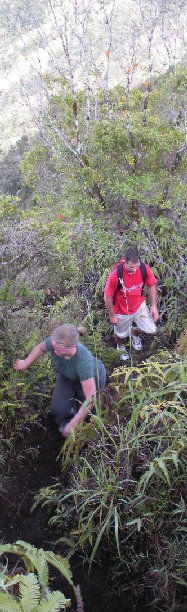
[35,353,187,609]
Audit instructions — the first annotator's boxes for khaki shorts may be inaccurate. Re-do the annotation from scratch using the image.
[114,302,157,338]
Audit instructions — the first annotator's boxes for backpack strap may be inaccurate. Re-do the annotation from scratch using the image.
[113,262,147,304]
[113,262,124,305]
[140,262,147,296]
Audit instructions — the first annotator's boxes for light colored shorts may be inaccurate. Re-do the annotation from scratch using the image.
[114,302,157,339]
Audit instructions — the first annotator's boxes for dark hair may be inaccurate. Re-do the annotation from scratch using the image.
[124,246,140,263]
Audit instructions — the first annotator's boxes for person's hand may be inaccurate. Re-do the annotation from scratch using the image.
[61,422,74,438]
[149,306,159,323]
[110,314,118,325]
[14,359,28,371]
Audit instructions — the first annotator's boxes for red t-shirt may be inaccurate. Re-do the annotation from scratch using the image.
[104,263,157,315]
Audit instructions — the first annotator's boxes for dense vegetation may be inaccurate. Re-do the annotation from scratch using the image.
[0,4,187,606]
[0,541,74,611]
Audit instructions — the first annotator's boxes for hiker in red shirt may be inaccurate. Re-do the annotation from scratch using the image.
[104,246,159,360]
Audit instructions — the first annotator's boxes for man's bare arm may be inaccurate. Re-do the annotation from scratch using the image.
[14,341,47,371]
[104,295,118,325]
[61,377,97,438]
[148,285,159,322]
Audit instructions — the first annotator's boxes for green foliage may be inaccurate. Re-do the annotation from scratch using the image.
[0,541,72,610]
[14,66,186,337]
[35,353,187,607]
[0,136,29,197]
[0,15,187,610]
[0,587,69,611]
[19,65,187,219]
[174,328,187,358]
[0,352,54,443]
[0,195,21,222]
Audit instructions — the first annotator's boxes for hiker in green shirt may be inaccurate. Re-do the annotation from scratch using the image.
[14,324,106,438]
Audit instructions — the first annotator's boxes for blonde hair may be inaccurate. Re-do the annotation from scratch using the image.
[52,324,86,347]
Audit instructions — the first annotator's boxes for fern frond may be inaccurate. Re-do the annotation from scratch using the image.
[0,543,23,557]
[44,551,74,591]
[0,542,36,575]
[35,550,49,587]
[15,540,36,550]
[15,542,49,586]
[19,573,40,611]
[38,590,71,611]
[0,591,21,611]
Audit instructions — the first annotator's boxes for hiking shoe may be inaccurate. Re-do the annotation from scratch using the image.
[117,345,129,360]
[132,335,142,350]
[120,350,129,361]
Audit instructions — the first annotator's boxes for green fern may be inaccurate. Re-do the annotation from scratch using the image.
[16,542,49,587]
[0,541,74,610]
[0,590,22,611]
[0,573,71,611]
[38,590,70,611]
[0,543,48,588]
[0,541,73,592]
[19,573,40,611]
[42,551,74,592]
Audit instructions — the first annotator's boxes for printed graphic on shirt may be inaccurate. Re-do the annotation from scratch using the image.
[122,283,143,293]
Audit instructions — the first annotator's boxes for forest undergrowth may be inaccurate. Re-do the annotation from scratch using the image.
[0,61,187,611]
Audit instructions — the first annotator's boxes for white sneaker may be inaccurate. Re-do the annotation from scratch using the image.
[131,335,142,350]
[117,345,129,360]
[120,350,129,361]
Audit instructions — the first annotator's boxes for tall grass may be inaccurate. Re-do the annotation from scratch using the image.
[35,352,187,608]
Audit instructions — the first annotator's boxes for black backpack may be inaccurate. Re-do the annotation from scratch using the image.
[113,261,147,305]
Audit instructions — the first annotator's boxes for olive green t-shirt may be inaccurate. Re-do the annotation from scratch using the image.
[45,337,102,385]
